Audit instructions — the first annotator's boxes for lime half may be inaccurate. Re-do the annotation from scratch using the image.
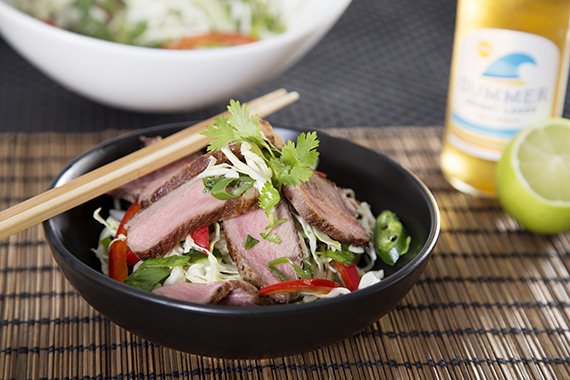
[496,118,570,234]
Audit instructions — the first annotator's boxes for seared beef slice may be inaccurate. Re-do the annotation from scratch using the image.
[126,178,258,259]
[224,202,303,302]
[108,154,198,203]
[283,173,370,245]
[137,152,216,207]
[153,280,259,305]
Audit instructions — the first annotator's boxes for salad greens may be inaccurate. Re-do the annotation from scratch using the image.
[124,255,193,292]
[12,0,286,48]
[322,245,356,266]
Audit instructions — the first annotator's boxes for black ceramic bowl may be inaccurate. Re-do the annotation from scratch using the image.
[43,123,440,358]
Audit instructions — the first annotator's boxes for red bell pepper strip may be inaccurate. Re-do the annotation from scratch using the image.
[191,226,210,253]
[335,262,361,291]
[258,279,341,296]
[115,202,141,236]
[126,251,140,266]
[108,240,129,282]
[108,203,141,282]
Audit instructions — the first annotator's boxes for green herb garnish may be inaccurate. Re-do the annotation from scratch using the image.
[244,235,260,250]
[201,100,320,242]
[203,175,254,200]
[201,100,274,154]
[124,255,191,292]
[269,131,320,186]
[260,232,281,244]
[322,247,356,266]
[268,257,311,281]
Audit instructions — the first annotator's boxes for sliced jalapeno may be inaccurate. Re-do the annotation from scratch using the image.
[374,210,411,266]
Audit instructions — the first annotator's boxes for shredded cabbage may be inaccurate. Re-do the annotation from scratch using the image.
[91,208,122,275]
[302,287,351,303]
[221,142,272,192]
[358,270,384,289]
[355,201,378,272]
[198,156,239,179]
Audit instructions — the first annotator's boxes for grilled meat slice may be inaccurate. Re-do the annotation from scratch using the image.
[126,178,258,259]
[224,202,303,302]
[283,173,370,245]
[153,280,259,305]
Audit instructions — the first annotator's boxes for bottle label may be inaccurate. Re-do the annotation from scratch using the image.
[448,28,560,160]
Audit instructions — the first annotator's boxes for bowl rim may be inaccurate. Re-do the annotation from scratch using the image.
[0,0,352,58]
[43,122,440,316]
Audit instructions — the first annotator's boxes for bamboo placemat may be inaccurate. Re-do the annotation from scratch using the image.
[0,127,569,379]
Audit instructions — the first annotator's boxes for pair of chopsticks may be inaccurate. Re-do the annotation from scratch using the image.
[0,88,299,240]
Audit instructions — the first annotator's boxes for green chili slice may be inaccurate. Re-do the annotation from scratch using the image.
[374,210,411,266]
[203,175,254,200]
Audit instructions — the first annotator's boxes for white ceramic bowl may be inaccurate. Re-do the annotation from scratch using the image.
[0,0,351,112]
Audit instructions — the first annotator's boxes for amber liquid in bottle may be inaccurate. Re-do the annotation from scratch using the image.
[441,0,570,196]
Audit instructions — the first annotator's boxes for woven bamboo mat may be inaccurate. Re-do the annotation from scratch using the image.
[0,127,569,380]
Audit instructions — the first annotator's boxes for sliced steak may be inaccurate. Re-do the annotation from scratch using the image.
[218,282,261,306]
[109,135,200,204]
[126,178,258,259]
[108,155,198,203]
[223,202,303,303]
[138,152,222,207]
[283,173,371,245]
[111,122,279,206]
[138,144,253,207]
[153,280,259,305]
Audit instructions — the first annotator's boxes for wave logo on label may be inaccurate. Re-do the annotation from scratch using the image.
[482,53,537,83]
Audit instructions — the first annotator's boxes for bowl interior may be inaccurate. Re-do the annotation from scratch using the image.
[48,123,438,286]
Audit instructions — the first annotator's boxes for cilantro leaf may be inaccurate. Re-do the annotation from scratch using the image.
[273,132,319,186]
[282,132,319,168]
[202,100,271,152]
[288,165,314,185]
[201,115,236,151]
[226,100,264,145]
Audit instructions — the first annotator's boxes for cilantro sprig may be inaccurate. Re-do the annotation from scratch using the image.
[201,100,275,155]
[270,132,320,186]
[201,100,320,243]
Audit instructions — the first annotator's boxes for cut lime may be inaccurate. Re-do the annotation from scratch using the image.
[496,118,570,234]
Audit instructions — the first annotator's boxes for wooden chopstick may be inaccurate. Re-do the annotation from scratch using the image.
[0,89,299,240]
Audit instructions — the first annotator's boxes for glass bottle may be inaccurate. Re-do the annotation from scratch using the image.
[440,0,570,196]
